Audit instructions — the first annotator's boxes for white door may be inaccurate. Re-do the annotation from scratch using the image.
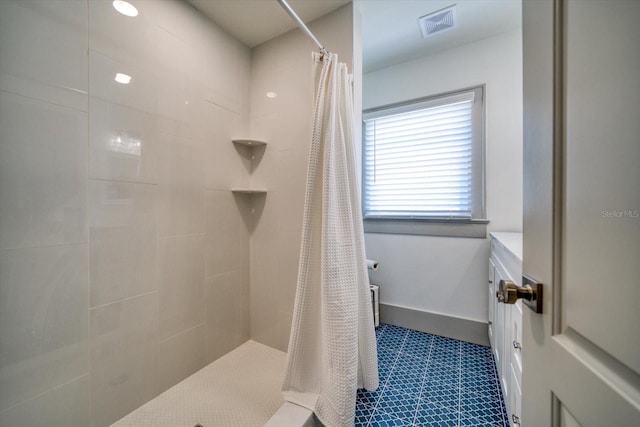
[522,0,640,426]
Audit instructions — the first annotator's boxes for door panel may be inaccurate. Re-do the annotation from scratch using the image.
[559,401,580,427]
[522,0,640,426]
[563,0,640,374]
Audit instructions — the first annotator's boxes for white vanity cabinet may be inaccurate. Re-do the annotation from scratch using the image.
[489,232,523,426]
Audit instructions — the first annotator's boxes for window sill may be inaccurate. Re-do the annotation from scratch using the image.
[363,218,489,238]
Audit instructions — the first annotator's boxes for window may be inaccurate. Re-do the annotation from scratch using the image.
[362,87,487,237]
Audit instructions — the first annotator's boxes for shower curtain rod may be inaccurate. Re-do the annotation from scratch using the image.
[276,0,328,54]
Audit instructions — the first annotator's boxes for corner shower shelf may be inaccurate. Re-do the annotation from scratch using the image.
[231,139,268,224]
[231,188,268,194]
[232,139,267,148]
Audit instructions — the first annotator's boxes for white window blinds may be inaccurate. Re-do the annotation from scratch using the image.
[363,88,483,220]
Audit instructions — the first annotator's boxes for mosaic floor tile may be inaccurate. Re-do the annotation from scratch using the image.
[368,409,414,426]
[377,387,420,422]
[424,364,461,387]
[460,376,501,400]
[429,347,462,366]
[402,339,433,358]
[394,353,429,373]
[385,369,424,395]
[413,401,460,426]
[432,336,462,352]
[419,380,460,412]
[459,394,504,420]
[379,349,400,365]
[355,324,509,427]
[460,356,496,373]
[355,402,376,426]
[357,387,385,407]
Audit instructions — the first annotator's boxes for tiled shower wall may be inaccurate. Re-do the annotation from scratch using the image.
[248,4,355,351]
[0,0,251,425]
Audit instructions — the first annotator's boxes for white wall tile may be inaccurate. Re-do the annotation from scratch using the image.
[156,73,209,143]
[89,180,157,307]
[89,50,158,115]
[158,234,205,340]
[158,324,206,393]
[0,0,88,105]
[157,134,205,237]
[274,148,308,233]
[204,38,251,114]
[154,0,207,62]
[249,197,281,349]
[89,97,159,183]
[90,292,158,427]
[2,0,255,423]
[205,190,247,277]
[0,92,87,250]
[277,231,302,311]
[248,112,280,152]
[206,270,249,362]
[247,141,278,192]
[203,104,247,191]
[154,27,200,86]
[88,0,158,67]
[0,375,90,427]
[0,244,88,411]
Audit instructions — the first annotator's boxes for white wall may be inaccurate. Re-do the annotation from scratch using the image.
[0,0,251,425]
[364,29,523,323]
[249,5,355,352]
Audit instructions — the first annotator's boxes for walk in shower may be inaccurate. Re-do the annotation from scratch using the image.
[0,0,360,425]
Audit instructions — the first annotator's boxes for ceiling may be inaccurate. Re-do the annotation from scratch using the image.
[186,0,521,73]
[361,0,521,72]
[185,0,351,47]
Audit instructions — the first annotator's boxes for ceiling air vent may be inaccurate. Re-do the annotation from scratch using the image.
[418,5,457,38]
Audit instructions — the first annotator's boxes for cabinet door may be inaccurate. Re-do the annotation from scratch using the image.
[488,259,496,348]
[493,266,507,402]
[509,361,522,426]
[508,302,523,425]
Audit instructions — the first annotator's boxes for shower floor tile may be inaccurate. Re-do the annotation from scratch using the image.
[111,340,285,427]
[356,324,509,427]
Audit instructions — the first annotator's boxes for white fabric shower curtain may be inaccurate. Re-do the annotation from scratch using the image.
[282,52,379,427]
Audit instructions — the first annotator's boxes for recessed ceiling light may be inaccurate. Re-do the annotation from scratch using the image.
[266,91,278,98]
[114,73,132,84]
[113,0,138,17]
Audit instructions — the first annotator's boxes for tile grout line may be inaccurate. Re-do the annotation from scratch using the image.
[457,341,462,427]
[367,327,407,427]
[361,325,387,427]
[410,334,433,426]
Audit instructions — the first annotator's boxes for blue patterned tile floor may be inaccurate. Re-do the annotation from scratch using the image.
[356,324,509,427]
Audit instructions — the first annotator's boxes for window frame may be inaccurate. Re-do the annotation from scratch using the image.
[362,86,488,238]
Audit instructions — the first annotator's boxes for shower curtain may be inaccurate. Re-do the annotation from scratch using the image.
[282,52,379,427]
